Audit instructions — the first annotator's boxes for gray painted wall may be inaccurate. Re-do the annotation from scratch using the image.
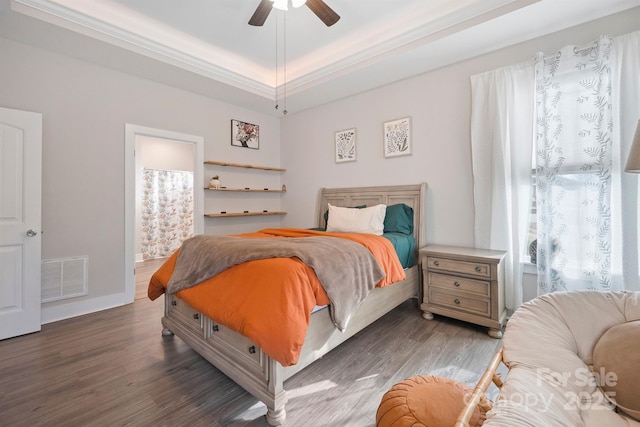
[0,7,638,320]
[0,37,281,320]
[280,8,640,247]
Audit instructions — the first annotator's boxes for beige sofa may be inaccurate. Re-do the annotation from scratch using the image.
[461,290,640,427]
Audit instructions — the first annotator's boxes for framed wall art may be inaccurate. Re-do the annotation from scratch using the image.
[383,116,411,158]
[231,119,259,149]
[335,128,356,163]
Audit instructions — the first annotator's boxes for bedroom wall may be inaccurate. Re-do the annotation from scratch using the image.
[0,36,282,322]
[0,7,638,323]
[279,7,640,248]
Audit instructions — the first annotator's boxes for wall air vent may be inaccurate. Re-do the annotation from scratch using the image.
[41,256,88,303]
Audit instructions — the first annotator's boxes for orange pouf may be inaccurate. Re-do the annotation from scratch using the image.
[376,375,486,427]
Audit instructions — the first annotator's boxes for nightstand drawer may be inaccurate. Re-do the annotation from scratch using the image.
[427,257,491,279]
[427,272,490,297]
[429,290,490,317]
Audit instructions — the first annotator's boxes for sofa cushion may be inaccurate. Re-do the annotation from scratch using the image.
[592,320,640,421]
[503,291,639,374]
[484,291,640,427]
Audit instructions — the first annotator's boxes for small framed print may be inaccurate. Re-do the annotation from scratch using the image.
[383,116,411,158]
[335,128,356,163]
[231,119,259,149]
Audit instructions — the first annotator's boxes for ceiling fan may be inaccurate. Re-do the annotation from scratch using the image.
[249,0,340,27]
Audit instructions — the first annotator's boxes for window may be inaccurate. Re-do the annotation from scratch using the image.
[533,37,614,292]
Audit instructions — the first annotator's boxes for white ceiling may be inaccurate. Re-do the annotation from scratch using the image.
[2,0,640,115]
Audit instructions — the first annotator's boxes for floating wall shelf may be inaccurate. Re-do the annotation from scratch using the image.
[205,187,286,193]
[204,160,286,218]
[205,211,287,218]
[204,161,286,171]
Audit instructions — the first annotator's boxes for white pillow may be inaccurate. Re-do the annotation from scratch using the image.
[326,203,386,235]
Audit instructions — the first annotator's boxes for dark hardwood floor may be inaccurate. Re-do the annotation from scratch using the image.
[0,290,503,426]
[135,257,168,300]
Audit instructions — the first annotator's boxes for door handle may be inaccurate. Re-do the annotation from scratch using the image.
[26,229,38,237]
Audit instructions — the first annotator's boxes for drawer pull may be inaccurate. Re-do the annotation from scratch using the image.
[171,300,177,306]
[193,313,200,320]
[454,298,461,305]
[433,260,440,266]
[475,266,482,272]
[249,346,256,354]
[454,281,461,287]
[212,324,219,332]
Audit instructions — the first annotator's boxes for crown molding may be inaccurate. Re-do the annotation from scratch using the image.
[283,0,539,94]
[8,0,640,111]
[11,0,536,99]
[11,0,276,99]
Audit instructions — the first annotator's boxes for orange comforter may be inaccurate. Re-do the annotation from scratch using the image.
[148,228,406,366]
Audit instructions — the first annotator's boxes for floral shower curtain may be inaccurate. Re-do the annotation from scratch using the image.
[534,36,615,293]
[141,169,194,260]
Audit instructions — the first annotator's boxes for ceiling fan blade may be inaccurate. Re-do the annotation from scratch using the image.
[306,0,340,27]
[249,0,272,26]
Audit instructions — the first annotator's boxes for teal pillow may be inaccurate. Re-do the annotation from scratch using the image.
[323,205,366,228]
[384,204,414,235]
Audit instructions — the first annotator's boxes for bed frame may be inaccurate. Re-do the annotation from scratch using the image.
[160,183,427,425]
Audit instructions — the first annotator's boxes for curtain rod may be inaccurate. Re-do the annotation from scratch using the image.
[142,167,194,174]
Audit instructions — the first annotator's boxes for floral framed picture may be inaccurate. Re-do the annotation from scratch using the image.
[231,119,259,149]
[383,116,411,158]
[335,128,356,163]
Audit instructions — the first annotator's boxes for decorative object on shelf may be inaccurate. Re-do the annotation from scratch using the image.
[383,116,412,158]
[335,128,356,163]
[231,119,260,149]
[282,184,286,191]
[209,175,221,189]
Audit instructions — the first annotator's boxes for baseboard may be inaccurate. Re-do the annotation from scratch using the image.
[41,292,129,324]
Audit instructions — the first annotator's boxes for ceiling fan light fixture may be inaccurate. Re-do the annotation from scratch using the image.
[271,0,288,11]
[291,0,307,8]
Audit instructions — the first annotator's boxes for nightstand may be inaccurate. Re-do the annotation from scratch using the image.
[420,245,507,338]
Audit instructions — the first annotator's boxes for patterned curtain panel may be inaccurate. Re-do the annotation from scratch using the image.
[141,169,194,260]
[534,36,614,293]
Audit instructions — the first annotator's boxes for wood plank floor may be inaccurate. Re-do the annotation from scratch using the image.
[135,258,167,300]
[0,296,504,426]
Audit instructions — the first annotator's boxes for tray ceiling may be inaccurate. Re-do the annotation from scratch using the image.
[2,0,639,114]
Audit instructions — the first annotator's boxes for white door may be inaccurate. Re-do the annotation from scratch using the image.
[0,107,42,340]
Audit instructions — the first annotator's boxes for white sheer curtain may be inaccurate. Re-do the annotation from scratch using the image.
[534,36,615,293]
[470,62,535,310]
[535,32,640,293]
[611,30,640,292]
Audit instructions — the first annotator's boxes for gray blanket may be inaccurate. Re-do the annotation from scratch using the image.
[167,235,386,331]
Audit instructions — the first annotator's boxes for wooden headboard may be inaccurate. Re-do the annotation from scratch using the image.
[317,183,427,251]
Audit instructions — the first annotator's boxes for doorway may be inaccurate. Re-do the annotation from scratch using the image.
[124,125,204,304]
[0,107,42,339]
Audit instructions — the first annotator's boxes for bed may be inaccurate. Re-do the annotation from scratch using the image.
[148,183,427,425]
